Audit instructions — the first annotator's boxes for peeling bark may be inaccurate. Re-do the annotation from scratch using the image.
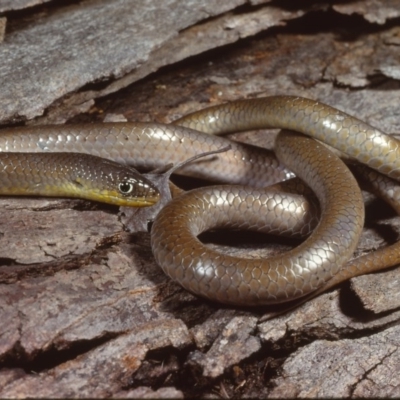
[0,0,400,398]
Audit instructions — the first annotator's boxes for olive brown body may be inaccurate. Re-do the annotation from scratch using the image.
[2,96,400,305]
[151,131,365,304]
[0,152,160,207]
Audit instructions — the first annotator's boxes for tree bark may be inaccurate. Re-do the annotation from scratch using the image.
[0,0,399,397]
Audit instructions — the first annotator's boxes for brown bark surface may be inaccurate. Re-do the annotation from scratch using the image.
[0,0,400,398]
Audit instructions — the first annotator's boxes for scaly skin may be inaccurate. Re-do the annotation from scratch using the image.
[151,131,365,305]
[0,122,293,187]
[0,152,159,207]
[2,96,400,305]
[150,95,400,305]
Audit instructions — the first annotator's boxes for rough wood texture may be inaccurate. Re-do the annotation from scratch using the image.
[334,0,400,24]
[0,0,278,123]
[0,0,400,398]
[0,0,51,13]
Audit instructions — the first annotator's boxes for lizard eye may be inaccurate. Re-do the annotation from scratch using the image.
[118,181,134,195]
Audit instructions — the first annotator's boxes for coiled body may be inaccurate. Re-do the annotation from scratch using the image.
[152,96,400,304]
[151,131,365,304]
[2,96,399,305]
